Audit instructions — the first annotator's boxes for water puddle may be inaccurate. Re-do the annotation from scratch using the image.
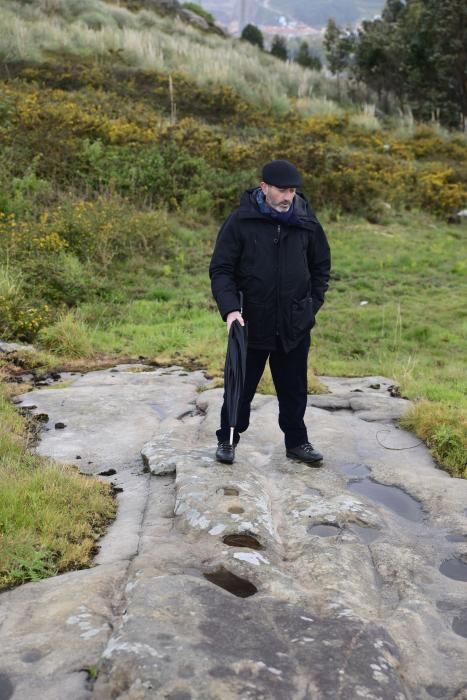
[223,533,263,550]
[446,533,467,543]
[0,674,14,700]
[347,478,424,522]
[21,649,44,663]
[347,524,380,544]
[339,463,372,478]
[439,558,467,582]
[228,506,245,514]
[203,567,258,598]
[426,685,450,698]
[452,613,467,638]
[308,524,340,537]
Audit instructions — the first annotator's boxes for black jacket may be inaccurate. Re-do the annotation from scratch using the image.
[209,189,331,352]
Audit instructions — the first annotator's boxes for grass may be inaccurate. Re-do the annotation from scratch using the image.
[0,0,344,115]
[48,209,464,476]
[0,378,116,589]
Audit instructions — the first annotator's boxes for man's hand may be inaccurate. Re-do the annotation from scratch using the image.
[226,311,244,331]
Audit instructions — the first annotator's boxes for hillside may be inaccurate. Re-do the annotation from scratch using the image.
[200,0,385,29]
[0,0,466,480]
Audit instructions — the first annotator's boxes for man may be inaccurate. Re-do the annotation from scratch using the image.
[209,159,331,465]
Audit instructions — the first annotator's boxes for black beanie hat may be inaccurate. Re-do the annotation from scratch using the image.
[261,159,303,188]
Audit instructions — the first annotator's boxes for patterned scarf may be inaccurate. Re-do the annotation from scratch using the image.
[255,187,301,225]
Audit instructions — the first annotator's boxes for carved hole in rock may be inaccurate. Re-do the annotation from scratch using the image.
[219,487,239,496]
[439,557,467,582]
[228,506,245,514]
[347,478,424,522]
[21,650,44,663]
[203,567,257,598]
[452,612,467,638]
[222,533,263,550]
[0,674,14,700]
[308,524,340,537]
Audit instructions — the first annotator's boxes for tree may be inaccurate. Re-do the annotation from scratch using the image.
[241,23,264,50]
[270,35,288,61]
[324,19,353,75]
[351,0,467,129]
[295,41,322,71]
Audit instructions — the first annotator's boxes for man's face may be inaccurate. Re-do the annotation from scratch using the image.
[260,182,296,212]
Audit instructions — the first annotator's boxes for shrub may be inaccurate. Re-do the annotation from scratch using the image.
[38,309,94,357]
[182,2,215,24]
[241,24,264,50]
[0,265,48,341]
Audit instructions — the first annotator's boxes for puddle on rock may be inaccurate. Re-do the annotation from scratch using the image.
[426,685,450,698]
[0,674,14,700]
[308,524,340,537]
[347,478,424,522]
[439,558,467,582]
[347,524,380,544]
[21,649,44,663]
[203,567,257,598]
[339,463,372,478]
[223,533,263,550]
[446,533,467,543]
[452,613,467,638]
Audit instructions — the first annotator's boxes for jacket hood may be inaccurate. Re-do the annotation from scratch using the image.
[238,188,318,228]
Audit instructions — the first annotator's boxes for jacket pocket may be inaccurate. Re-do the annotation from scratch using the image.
[291,296,315,336]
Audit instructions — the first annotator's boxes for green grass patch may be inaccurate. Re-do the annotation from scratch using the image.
[0,381,116,590]
[75,210,465,476]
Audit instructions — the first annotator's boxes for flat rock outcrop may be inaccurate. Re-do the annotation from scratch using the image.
[1,367,466,699]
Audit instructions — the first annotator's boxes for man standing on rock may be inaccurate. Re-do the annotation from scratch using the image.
[209,159,331,465]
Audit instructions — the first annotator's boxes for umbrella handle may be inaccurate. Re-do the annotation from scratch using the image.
[229,427,234,446]
[239,290,243,316]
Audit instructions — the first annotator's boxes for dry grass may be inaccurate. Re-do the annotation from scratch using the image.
[0,0,341,114]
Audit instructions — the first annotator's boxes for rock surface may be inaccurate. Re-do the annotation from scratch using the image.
[1,367,466,699]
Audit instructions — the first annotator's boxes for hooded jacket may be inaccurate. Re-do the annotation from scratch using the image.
[209,188,331,352]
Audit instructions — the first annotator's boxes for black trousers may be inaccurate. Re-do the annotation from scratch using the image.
[217,333,310,450]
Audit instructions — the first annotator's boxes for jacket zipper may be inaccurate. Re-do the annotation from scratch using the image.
[275,224,281,335]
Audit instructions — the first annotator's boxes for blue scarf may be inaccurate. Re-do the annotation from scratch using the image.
[255,188,302,225]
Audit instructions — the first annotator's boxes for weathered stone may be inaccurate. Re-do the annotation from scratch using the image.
[179,7,210,29]
[1,368,467,699]
[309,376,411,423]
[0,340,35,353]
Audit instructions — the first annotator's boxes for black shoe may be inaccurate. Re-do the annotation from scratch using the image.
[286,442,323,465]
[216,441,235,464]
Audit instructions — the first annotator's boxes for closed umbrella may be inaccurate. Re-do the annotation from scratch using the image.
[223,299,248,446]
